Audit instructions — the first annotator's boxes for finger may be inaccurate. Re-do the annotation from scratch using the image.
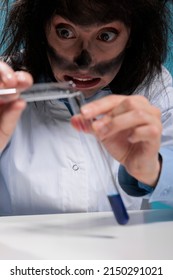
[15,71,33,89]
[0,61,33,90]
[128,124,162,144]
[0,61,17,88]
[0,71,33,104]
[71,114,92,133]
[0,93,20,103]
[111,95,152,117]
[81,95,150,120]
[80,95,127,119]
[92,109,160,139]
[0,99,26,150]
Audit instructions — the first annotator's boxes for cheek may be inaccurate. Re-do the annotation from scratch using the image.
[112,63,122,76]
[47,50,68,73]
[47,56,64,80]
[47,56,58,73]
[48,57,57,69]
[103,63,122,83]
[50,64,63,77]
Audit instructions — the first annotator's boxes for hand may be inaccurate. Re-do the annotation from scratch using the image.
[0,61,33,151]
[71,94,162,187]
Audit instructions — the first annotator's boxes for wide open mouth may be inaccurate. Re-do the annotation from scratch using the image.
[64,75,101,89]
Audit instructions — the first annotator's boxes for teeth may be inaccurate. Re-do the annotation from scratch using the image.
[73,77,93,82]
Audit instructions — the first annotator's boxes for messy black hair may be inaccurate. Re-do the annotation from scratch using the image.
[0,0,169,94]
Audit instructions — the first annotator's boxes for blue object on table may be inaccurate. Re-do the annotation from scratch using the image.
[108,194,129,225]
[151,202,173,209]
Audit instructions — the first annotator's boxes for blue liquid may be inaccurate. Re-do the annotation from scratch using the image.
[108,194,129,225]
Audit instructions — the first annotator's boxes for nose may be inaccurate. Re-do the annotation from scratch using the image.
[73,49,92,69]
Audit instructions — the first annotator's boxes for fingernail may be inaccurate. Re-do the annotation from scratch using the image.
[6,73,13,80]
[71,118,83,131]
[15,72,26,82]
[2,73,13,83]
[81,106,92,116]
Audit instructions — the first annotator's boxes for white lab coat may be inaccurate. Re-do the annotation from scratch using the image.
[0,67,173,215]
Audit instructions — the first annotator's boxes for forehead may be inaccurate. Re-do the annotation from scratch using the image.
[52,0,131,27]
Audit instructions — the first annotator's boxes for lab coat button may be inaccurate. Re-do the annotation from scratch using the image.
[72,164,79,171]
[161,188,170,196]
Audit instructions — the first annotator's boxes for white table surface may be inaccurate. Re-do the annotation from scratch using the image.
[0,209,173,260]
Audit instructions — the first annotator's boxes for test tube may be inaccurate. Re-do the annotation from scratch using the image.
[0,81,81,102]
[68,94,129,225]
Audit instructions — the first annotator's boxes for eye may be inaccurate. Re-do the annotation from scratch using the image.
[97,30,118,42]
[56,25,75,39]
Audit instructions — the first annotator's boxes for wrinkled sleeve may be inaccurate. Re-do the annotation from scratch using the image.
[118,67,173,206]
[118,146,173,204]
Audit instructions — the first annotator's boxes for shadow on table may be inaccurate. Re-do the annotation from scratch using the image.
[0,243,37,260]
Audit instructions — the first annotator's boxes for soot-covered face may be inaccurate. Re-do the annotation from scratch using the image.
[45,15,130,97]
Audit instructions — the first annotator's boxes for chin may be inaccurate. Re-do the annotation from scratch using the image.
[78,88,99,98]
